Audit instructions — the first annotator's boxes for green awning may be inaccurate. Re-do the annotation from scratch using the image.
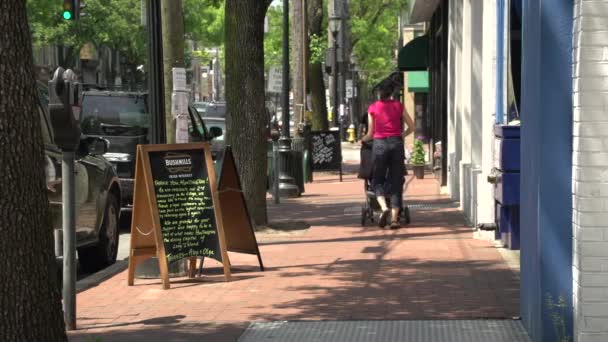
[407,71,429,93]
[398,35,428,71]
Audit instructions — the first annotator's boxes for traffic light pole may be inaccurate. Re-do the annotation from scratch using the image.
[62,151,76,331]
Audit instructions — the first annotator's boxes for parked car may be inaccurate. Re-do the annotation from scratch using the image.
[38,85,122,273]
[204,117,226,142]
[79,90,222,212]
[79,90,149,211]
[195,101,226,118]
[192,101,208,114]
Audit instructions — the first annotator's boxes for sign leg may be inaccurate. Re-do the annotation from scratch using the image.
[197,256,205,276]
[158,257,170,290]
[256,252,265,272]
[188,257,197,278]
[127,252,136,286]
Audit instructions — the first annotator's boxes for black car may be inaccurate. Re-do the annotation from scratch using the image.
[79,90,148,211]
[38,85,122,273]
[79,90,222,211]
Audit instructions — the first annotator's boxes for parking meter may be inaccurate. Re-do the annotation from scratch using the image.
[48,67,81,151]
[49,67,79,330]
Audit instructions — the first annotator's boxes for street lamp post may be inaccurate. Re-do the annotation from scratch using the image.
[277,0,299,198]
[347,54,358,143]
[328,16,342,129]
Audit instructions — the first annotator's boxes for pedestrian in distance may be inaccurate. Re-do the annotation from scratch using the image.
[361,80,414,229]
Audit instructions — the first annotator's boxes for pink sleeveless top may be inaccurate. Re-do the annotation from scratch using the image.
[368,99,403,139]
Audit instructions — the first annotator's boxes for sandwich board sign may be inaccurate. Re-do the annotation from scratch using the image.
[127,142,230,289]
[214,146,264,271]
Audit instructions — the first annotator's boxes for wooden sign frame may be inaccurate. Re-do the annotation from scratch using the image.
[215,146,264,271]
[127,142,231,289]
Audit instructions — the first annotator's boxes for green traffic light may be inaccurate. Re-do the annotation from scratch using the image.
[62,11,72,20]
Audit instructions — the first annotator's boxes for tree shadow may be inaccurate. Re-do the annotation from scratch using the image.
[245,249,520,322]
[68,319,247,342]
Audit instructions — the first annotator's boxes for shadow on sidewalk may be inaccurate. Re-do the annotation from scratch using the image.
[69,318,247,342]
[244,255,519,321]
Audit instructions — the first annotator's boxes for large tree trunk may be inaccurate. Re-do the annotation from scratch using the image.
[308,0,328,131]
[225,0,272,226]
[0,0,67,340]
[290,0,304,134]
[162,0,185,144]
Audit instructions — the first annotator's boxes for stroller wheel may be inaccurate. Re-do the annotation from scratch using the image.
[402,206,411,224]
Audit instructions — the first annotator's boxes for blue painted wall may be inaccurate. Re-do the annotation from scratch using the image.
[520,1,573,341]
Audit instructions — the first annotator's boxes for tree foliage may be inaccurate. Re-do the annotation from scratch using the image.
[309,33,327,64]
[263,4,285,70]
[27,0,146,66]
[27,0,226,68]
[349,0,408,86]
[184,0,224,47]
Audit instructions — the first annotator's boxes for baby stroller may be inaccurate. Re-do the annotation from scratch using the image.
[358,141,411,226]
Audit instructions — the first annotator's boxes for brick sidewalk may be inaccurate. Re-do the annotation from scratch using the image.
[68,166,519,342]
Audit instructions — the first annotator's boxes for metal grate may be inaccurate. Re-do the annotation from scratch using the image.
[238,320,531,342]
[406,202,460,210]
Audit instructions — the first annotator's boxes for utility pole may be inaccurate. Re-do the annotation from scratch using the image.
[146,0,165,144]
[161,0,185,144]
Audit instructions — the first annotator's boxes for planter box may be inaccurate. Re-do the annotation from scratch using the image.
[412,165,425,179]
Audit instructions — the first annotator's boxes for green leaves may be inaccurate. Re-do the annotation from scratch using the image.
[410,139,426,166]
[28,0,146,66]
[184,0,224,47]
[349,0,408,86]
[309,34,327,64]
[263,5,285,70]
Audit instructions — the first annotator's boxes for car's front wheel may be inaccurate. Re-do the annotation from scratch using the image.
[78,194,120,273]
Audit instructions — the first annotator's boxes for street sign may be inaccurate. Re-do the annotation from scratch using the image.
[267,66,282,94]
[346,79,353,99]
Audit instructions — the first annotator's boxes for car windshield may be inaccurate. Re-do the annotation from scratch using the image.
[80,94,149,136]
[206,120,226,141]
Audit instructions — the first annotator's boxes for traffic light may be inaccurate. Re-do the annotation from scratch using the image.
[62,0,83,21]
[62,0,75,20]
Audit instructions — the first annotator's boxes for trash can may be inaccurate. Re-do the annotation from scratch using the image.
[291,137,306,193]
[493,125,520,250]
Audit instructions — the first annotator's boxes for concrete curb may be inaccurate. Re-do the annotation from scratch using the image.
[76,259,128,293]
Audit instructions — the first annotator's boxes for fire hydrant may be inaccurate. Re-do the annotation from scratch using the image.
[347,124,356,143]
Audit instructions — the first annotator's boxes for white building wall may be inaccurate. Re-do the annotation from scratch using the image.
[573,1,608,341]
[477,0,497,225]
[447,0,463,202]
[459,0,473,218]
[447,0,495,226]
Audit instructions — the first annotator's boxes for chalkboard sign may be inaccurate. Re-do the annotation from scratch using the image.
[310,130,342,181]
[148,150,221,264]
[127,142,231,289]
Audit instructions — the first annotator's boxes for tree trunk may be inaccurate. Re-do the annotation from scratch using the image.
[0,0,67,340]
[308,0,328,131]
[225,0,273,226]
[290,0,304,134]
[162,0,185,144]
[308,63,328,130]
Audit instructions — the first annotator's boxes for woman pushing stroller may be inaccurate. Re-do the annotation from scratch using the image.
[361,81,414,228]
